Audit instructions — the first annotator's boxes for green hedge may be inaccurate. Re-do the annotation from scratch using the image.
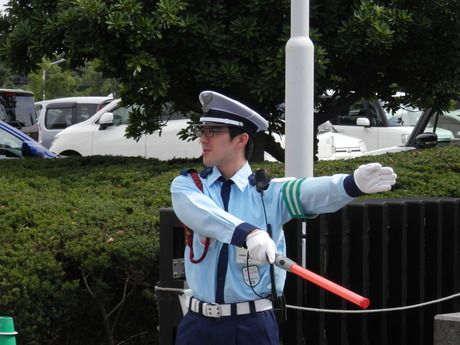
[0,147,459,345]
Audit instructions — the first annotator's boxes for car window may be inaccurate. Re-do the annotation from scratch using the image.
[44,103,101,130]
[0,92,37,127]
[76,104,99,122]
[425,114,453,141]
[439,111,460,141]
[448,108,460,119]
[0,126,23,157]
[335,100,381,126]
[112,106,132,126]
[368,102,382,126]
[108,103,187,126]
[335,102,364,126]
[45,108,73,129]
[424,109,460,146]
[385,106,423,127]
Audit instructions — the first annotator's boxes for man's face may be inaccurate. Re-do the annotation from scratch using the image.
[199,126,241,167]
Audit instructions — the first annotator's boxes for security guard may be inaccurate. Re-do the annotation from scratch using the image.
[171,91,397,345]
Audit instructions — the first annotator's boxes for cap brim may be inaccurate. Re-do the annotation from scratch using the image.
[197,122,230,127]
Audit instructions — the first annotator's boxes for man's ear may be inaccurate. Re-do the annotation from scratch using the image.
[238,132,249,144]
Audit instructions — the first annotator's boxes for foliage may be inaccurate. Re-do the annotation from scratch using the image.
[0,147,459,344]
[0,156,190,345]
[1,58,119,99]
[0,1,459,164]
[0,61,28,89]
[73,59,119,97]
[26,58,119,100]
[1,0,460,144]
[0,62,11,86]
[27,58,77,100]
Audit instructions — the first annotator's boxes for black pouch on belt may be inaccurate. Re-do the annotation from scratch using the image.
[272,294,287,323]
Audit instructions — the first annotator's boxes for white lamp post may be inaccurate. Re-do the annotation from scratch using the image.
[285,0,315,270]
[42,58,66,101]
[285,0,314,178]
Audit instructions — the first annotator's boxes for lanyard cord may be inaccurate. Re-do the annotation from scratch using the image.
[245,190,277,301]
[246,254,266,299]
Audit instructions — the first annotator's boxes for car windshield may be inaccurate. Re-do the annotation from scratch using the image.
[384,105,424,127]
[427,105,460,142]
[0,92,37,127]
[446,102,460,120]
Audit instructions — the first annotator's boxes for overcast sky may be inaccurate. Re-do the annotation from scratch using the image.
[0,0,8,13]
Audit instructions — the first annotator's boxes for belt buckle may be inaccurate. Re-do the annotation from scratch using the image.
[204,303,222,318]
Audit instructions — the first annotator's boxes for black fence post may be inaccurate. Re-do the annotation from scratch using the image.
[157,208,187,345]
[280,219,306,345]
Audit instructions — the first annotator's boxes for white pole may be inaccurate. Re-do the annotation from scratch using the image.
[42,69,46,101]
[42,58,66,101]
[285,0,314,178]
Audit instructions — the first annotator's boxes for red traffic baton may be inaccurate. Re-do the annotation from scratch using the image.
[274,255,370,309]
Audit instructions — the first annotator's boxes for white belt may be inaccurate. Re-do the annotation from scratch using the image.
[186,296,272,318]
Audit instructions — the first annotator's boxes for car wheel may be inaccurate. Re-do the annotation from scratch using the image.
[60,150,82,157]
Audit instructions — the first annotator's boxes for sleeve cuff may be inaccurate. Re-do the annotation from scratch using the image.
[231,222,258,247]
[343,174,365,197]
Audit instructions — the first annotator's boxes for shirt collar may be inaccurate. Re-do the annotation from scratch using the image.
[207,162,252,191]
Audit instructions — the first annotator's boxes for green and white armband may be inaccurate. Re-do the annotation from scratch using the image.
[282,178,306,218]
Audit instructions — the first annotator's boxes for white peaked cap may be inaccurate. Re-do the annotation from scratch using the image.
[198,90,268,137]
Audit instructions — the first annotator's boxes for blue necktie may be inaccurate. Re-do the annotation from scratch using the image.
[215,177,233,303]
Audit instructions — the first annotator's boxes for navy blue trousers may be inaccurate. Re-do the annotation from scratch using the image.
[175,310,279,345]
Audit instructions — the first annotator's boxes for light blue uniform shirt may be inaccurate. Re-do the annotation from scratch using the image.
[171,162,358,304]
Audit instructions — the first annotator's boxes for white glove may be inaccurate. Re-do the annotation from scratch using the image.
[246,230,276,264]
[354,163,397,194]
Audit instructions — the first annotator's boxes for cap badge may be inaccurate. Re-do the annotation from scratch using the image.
[201,93,213,113]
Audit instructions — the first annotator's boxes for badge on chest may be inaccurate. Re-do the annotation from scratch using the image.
[236,247,261,286]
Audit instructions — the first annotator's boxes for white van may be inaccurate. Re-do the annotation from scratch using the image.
[36,96,112,148]
[49,99,202,159]
[365,103,460,156]
[330,99,422,151]
[50,98,368,161]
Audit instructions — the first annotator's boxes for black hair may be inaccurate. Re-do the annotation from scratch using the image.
[228,126,254,160]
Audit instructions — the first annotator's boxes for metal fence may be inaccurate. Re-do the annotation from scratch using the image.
[157,198,460,345]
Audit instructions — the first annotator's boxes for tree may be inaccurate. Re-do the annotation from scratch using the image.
[26,58,77,100]
[0,61,12,87]
[74,60,119,96]
[25,58,119,100]
[0,61,29,88]
[1,0,460,160]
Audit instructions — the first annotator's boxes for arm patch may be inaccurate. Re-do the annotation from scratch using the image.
[282,178,306,218]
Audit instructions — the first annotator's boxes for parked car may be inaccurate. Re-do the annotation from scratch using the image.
[50,98,366,161]
[49,99,202,159]
[365,103,460,156]
[267,123,367,161]
[0,88,38,140]
[330,98,422,151]
[0,120,58,159]
[35,96,112,148]
[317,129,366,160]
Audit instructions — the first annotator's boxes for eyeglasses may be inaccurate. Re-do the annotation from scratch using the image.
[195,127,229,138]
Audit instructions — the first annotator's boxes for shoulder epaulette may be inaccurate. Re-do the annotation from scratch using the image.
[248,173,256,187]
[199,167,213,178]
[180,168,198,176]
